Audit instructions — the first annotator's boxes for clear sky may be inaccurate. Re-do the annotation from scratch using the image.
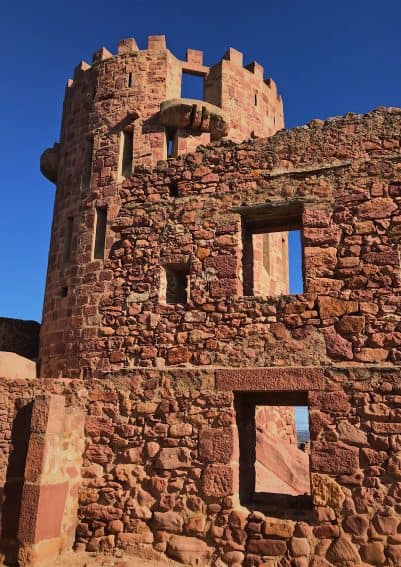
[1,0,401,322]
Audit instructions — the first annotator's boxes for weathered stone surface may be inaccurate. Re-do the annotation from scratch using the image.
[166,535,213,566]
[337,421,368,446]
[311,443,359,475]
[152,511,184,533]
[318,298,358,319]
[357,198,397,220]
[201,464,233,497]
[247,538,287,556]
[290,537,310,557]
[216,367,324,391]
[326,536,361,564]
[304,247,337,278]
[343,514,369,537]
[359,542,385,565]
[199,427,233,463]
[263,519,294,539]
[154,447,192,469]
[374,512,399,535]
[311,474,345,510]
[322,327,353,360]
[387,453,401,479]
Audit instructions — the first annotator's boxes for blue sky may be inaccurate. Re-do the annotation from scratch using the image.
[1,0,401,322]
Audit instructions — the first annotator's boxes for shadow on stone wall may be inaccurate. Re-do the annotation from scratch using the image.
[0,318,40,360]
[0,401,33,565]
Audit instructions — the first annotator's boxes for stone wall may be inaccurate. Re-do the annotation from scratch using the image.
[24,34,401,565]
[39,108,401,378]
[0,318,39,360]
[0,384,84,565]
[2,368,401,565]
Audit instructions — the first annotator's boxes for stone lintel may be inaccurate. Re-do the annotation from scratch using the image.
[216,367,325,391]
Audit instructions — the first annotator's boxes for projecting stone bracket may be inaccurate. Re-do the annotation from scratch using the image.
[40,143,60,184]
[160,98,229,140]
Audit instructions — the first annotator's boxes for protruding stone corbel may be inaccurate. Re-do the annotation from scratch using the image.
[40,143,60,184]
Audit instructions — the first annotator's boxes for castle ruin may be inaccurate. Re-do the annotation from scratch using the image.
[1,34,401,567]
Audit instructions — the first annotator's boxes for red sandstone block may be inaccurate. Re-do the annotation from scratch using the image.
[199,428,233,463]
[223,47,243,66]
[24,434,46,483]
[204,256,238,278]
[201,464,233,497]
[148,35,166,50]
[216,367,324,391]
[210,278,239,298]
[92,47,113,63]
[311,443,359,475]
[303,209,331,228]
[30,395,65,434]
[356,198,397,220]
[186,49,203,66]
[118,38,138,54]
[308,391,351,413]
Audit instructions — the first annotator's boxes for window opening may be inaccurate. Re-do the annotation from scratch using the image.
[93,207,107,260]
[166,127,177,159]
[120,130,134,178]
[241,204,304,296]
[289,230,303,294]
[169,180,179,198]
[235,391,312,519]
[63,217,73,263]
[161,264,189,304]
[181,71,205,100]
[81,138,93,192]
[128,72,133,88]
[60,287,68,297]
[254,93,258,106]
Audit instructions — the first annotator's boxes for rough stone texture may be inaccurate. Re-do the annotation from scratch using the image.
[2,33,401,567]
[0,318,40,360]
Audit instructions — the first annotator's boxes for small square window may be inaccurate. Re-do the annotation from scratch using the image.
[235,391,312,520]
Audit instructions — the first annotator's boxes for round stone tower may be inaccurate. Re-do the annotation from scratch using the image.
[39,35,285,378]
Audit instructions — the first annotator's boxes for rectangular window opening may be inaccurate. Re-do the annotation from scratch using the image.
[60,286,68,297]
[81,138,93,192]
[181,71,205,100]
[161,264,189,304]
[254,93,258,106]
[166,127,178,159]
[235,391,312,520]
[93,207,107,260]
[63,217,73,263]
[288,229,303,294]
[128,72,133,88]
[119,130,134,179]
[241,205,304,296]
